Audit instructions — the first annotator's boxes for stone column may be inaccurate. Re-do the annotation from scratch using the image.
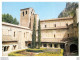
[47,43,49,48]
[11,45,13,51]
[42,43,43,48]
[65,43,70,56]
[2,46,4,52]
[58,44,60,48]
[7,46,9,51]
[36,43,38,48]
[9,45,11,51]
[16,45,18,50]
[6,46,7,51]
[52,43,54,48]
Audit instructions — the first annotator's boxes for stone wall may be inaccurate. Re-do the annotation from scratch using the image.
[40,17,74,43]
[2,22,32,53]
[20,8,39,30]
[2,7,79,56]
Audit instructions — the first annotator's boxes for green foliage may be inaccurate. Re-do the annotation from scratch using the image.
[8,48,46,56]
[64,37,78,44]
[8,52,24,56]
[2,14,19,25]
[38,19,41,49]
[8,48,63,56]
[12,18,19,25]
[32,16,36,48]
[72,37,78,45]
[26,48,46,52]
[35,49,63,56]
[8,49,26,56]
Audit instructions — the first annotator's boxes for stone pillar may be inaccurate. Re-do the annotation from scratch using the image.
[9,45,12,51]
[52,43,54,48]
[65,43,70,56]
[6,46,7,51]
[7,46,8,51]
[36,43,38,48]
[58,44,60,48]
[47,43,49,48]
[7,46,9,51]
[2,46,4,52]
[11,45,13,50]
[42,43,43,48]
[16,45,18,50]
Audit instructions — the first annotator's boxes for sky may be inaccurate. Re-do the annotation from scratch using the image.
[2,2,66,22]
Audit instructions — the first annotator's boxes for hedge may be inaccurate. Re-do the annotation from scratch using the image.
[35,49,64,56]
[8,49,26,56]
[8,52,25,56]
[8,48,64,56]
[26,48,46,52]
[8,48,46,56]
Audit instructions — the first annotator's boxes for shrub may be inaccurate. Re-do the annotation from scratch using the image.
[60,49,64,54]
[8,49,26,56]
[8,48,64,56]
[8,52,25,56]
[35,49,64,56]
[26,48,46,52]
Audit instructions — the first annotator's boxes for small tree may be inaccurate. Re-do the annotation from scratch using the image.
[2,14,19,25]
[32,16,36,48]
[12,18,19,25]
[38,19,41,49]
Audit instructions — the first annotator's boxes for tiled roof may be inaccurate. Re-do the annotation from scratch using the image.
[2,22,31,30]
[40,17,73,22]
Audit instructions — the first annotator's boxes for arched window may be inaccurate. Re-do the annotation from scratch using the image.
[54,44,58,48]
[54,34,55,38]
[24,33,25,37]
[45,25,46,28]
[60,44,65,49]
[26,11,27,14]
[14,32,15,37]
[23,12,24,16]
[31,12,32,14]
[54,24,56,27]
[43,44,47,47]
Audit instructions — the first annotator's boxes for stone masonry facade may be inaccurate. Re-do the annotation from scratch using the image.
[2,8,79,56]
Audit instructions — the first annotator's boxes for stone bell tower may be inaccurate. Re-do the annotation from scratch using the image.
[20,8,39,30]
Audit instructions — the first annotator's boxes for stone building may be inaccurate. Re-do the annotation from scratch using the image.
[2,8,78,56]
[40,17,73,48]
[20,8,39,30]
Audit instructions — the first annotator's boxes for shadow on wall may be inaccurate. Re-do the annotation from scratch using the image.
[61,23,78,56]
